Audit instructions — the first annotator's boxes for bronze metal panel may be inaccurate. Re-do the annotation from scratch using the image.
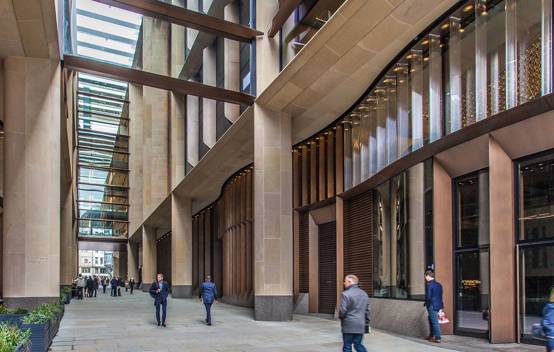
[335,125,344,194]
[327,131,335,198]
[310,144,318,204]
[489,137,516,343]
[92,0,262,42]
[293,150,301,208]
[335,197,344,315]
[301,147,310,206]
[319,137,327,201]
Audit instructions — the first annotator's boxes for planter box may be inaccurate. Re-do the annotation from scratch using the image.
[14,342,32,352]
[49,318,59,343]
[20,321,49,352]
[0,314,26,326]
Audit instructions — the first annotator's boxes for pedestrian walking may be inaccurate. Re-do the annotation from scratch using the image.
[76,274,86,300]
[93,275,99,297]
[129,278,136,294]
[424,270,444,343]
[117,276,122,296]
[125,279,129,293]
[149,273,169,327]
[110,276,118,297]
[543,286,554,352]
[199,275,218,326]
[339,274,369,352]
[102,278,107,294]
[86,276,94,298]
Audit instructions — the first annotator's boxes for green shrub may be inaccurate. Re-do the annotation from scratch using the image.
[22,303,60,324]
[0,307,7,315]
[10,308,28,315]
[0,323,30,352]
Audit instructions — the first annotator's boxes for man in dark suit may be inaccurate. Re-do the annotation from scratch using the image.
[424,270,444,343]
[150,273,169,327]
[110,277,118,297]
[199,275,218,326]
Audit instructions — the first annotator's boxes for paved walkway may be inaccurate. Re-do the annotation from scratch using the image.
[51,291,542,352]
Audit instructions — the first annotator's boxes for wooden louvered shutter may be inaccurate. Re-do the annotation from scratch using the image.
[344,190,374,295]
[299,212,309,293]
[318,221,337,314]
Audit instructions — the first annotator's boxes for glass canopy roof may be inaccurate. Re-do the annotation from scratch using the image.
[77,72,130,239]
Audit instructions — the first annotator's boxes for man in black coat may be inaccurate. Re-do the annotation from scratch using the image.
[86,276,94,298]
[149,273,169,327]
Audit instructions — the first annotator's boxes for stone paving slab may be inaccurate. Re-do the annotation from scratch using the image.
[49,291,540,352]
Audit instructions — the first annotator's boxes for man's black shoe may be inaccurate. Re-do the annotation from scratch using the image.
[207,323,212,326]
[162,323,167,327]
[157,322,160,326]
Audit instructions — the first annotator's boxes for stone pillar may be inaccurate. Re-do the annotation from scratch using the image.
[142,17,169,216]
[113,252,121,278]
[202,44,217,148]
[489,137,516,343]
[186,95,199,168]
[432,159,454,335]
[253,104,293,320]
[3,57,61,309]
[129,84,144,234]
[142,225,157,291]
[60,181,76,286]
[171,194,193,297]
[127,242,139,283]
[224,1,240,123]
[170,8,186,188]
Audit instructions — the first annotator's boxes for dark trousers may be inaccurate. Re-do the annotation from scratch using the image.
[93,288,97,297]
[111,286,117,296]
[130,286,134,294]
[155,300,167,324]
[78,287,83,299]
[342,333,367,352]
[103,285,106,293]
[118,287,121,296]
[204,303,213,324]
[547,337,554,352]
[427,308,441,340]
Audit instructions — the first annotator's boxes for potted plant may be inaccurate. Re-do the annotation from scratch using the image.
[0,307,28,327]
[0,323,31,352]
[59,288,71,305]
[20,307,53,352]
[44,304,62,342]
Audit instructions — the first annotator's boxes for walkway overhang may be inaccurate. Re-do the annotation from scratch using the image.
[268,0,303,38]
[92,0,263,42]
[63,55,255,105]
[256,0,457,144]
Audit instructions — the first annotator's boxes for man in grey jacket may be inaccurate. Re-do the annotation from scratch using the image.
[339,274,369,352]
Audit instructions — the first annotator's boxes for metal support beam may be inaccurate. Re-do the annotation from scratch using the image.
[92,0,263,42]
[63,55,255,106]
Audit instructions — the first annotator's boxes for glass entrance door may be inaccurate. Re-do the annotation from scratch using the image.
[454,170,490,338]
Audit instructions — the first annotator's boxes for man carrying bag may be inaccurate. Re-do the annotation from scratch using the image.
[150,273,169,327]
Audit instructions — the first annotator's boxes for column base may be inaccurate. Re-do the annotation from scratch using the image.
[3,296,60,310]
[142,283,152,293]
[171,285,193,298]
[254,295,293,321]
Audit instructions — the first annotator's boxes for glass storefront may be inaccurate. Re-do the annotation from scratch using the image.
[518,150,554,337]
[372,160,433,300]
[454,170,490,337]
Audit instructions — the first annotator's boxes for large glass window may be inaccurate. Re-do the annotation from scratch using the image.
[373,160,433,300]
[333,0,550,192]
[454,170,490,336]
[518,149,554,337]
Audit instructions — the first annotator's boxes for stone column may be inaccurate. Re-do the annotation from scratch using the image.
[3,57,61,308]
[60,181,76,286]
[489,137,516,343]
[224,1,240,123]
[129,84,144,234]
[127,241,139,283]
[202,44,217,148]
[170,8,186,188]
[186,95,200,168]
[432,159,454,335]
[253,104,293,321]
[142,225,157,291]
[142,17,169,216]
[171,194,193,297]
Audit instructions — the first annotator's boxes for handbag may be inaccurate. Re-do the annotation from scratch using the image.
[438,310,450,324]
